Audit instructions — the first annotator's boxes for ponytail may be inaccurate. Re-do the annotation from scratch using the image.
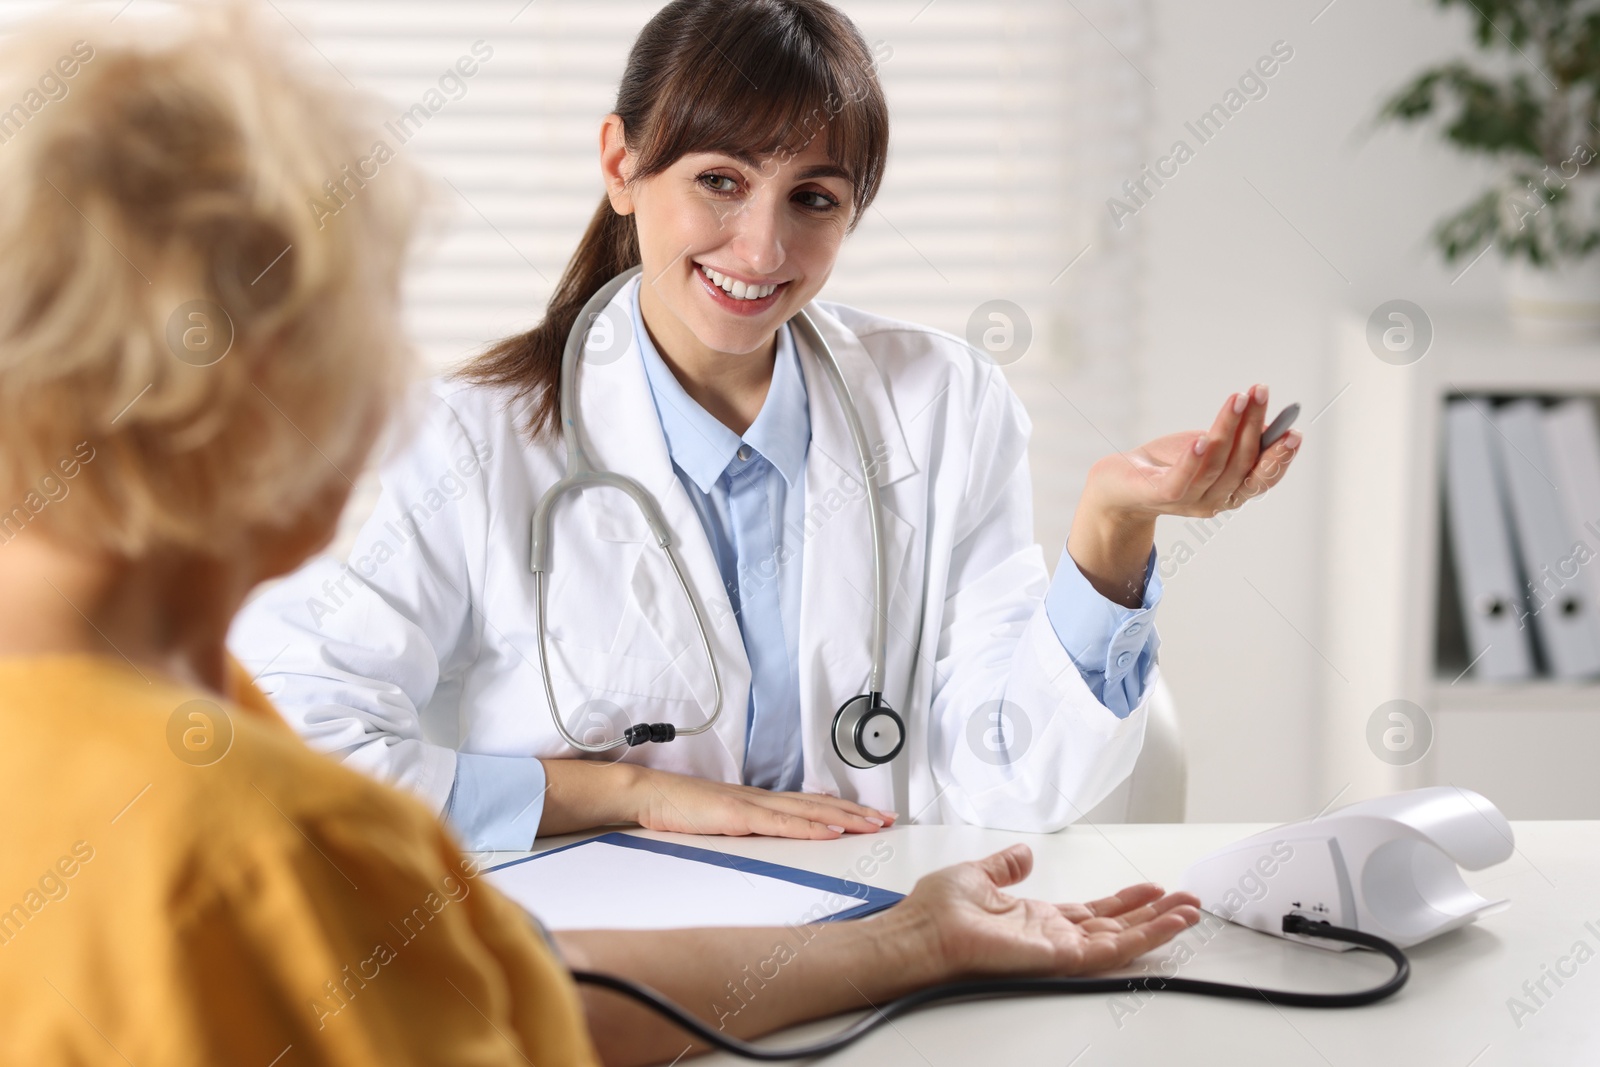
[457,198,639,441]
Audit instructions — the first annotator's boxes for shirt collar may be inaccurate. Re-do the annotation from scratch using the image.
[631,277,810,494]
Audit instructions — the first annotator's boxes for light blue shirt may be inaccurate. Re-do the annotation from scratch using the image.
[442,283,1162,847]
[633,292,812,794]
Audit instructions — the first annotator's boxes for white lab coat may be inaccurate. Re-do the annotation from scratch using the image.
[229,284,1153,832]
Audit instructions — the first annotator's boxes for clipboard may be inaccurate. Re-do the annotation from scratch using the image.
[485,832,904,932]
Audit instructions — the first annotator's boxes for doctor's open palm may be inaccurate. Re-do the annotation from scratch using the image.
[1087,384,1300,525]
[1065,384,1301,609]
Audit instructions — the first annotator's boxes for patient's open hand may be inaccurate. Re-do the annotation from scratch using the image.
[899,843,1202,979]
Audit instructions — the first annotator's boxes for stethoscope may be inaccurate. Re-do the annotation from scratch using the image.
[528,266,905,770]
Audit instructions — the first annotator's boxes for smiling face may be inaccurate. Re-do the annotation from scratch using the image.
[602,115,856,365]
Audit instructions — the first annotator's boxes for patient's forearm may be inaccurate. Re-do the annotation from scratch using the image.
[556,906,946,1067]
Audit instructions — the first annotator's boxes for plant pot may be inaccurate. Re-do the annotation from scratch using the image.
[1504,254,1600,341]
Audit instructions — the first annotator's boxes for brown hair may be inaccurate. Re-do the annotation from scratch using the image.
[459,0,890,441]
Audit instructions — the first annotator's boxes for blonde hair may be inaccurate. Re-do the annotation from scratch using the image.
[0,3,424,557]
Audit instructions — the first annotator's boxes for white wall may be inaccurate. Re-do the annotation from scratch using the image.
[1127,0,1502,820]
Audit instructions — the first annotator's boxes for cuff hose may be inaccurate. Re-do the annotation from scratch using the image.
[571,916,1409,1062]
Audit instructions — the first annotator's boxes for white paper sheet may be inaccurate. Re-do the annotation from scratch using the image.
[485,837,870,931]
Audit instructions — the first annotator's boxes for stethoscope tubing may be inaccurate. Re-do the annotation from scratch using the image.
[528,266,890,753]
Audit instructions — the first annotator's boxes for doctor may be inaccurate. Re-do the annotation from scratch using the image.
[230,0,1301,851]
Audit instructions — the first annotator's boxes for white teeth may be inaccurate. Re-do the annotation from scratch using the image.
[700,264,778,300]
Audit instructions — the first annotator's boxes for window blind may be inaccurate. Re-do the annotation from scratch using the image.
[265,0,1081,370]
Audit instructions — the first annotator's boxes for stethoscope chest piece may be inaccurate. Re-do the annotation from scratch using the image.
[831,693,905,769]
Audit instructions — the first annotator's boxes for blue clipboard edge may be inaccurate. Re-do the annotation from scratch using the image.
[486,831,904,924]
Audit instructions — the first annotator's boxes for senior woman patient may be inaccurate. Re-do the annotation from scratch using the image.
[0,7,1198,1065]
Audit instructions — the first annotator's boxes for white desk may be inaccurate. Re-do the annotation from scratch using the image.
[479,821,1600,1066]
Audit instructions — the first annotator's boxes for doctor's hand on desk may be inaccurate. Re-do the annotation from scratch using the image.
[1069,384,1302,607]
[537,758,896,839]
[561,843,1199,1066]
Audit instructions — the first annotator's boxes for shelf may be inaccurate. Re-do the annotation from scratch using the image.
[1432,679,1600,714]
[1433,310,1600,392]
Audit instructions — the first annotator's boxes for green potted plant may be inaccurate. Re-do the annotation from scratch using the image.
[1379,0,1600,337]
